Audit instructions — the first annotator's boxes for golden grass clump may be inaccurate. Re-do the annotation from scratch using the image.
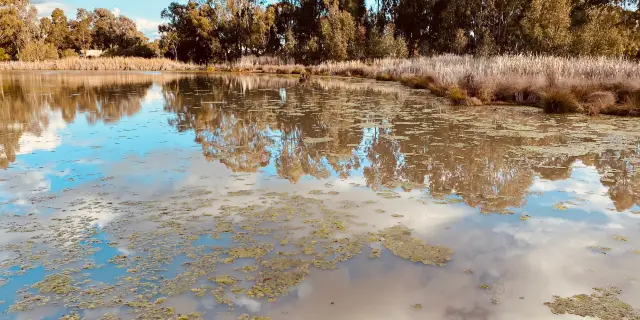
[447,86,469,106]
[585,91,616,116]
[542,91,582,114]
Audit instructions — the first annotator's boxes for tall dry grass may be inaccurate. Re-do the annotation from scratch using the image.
[0,57,201,71]
[4,55,640,116]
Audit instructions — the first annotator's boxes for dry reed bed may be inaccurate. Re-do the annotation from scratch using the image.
[3,55,640,116]
[0,57,201,71]
[218,55,640,116]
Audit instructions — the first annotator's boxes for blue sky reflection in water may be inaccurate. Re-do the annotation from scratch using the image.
[0,72,640,319]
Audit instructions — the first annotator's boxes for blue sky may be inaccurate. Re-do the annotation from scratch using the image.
[32,0,179,39]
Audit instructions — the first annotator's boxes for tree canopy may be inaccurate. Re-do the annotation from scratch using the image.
[1,0,639,63]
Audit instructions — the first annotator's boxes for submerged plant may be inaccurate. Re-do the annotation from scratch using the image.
[544,287,640,320]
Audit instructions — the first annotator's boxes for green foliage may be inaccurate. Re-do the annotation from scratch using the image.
[367,25,408,59]
[18,41,59,61]
[60,48,78,58]
[319,6,356,61]
[447,86,469,106]
[2,0,640,64]
[521,0,572,54]
[572,6,637,57]
[0,48,10,61]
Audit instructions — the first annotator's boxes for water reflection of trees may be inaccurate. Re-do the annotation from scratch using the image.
[161,74,640,213]
[0,73,166,169]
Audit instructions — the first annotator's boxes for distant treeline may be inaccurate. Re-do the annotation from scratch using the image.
[0,0,159,61]
[1,0,639,63]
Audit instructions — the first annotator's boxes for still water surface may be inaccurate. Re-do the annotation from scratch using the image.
[1,72,640,319]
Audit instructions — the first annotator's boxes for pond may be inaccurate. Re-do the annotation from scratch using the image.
[1,71,639,320]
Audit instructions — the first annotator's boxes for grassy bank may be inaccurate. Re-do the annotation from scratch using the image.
[2,55,640,116]
[216,55,640,116]
[0,57,200,71]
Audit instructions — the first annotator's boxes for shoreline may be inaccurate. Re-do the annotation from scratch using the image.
[2,55,640,117]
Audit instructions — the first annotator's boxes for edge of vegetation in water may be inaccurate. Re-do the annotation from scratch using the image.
[213,55,640,117]
[2,55,640,117]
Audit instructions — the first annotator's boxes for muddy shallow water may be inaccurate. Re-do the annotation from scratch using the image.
[1,71,640,320]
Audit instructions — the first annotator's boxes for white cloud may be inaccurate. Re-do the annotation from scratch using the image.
[17,110,66,155]
[135,18,161,39]
[112,7,121,17]
[32,1,74,18]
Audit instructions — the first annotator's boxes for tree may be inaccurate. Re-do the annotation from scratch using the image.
[572,5,637,57]
[319,5,356,61]
[70,8,93,52]
[46,8,71,51]
[18,41,59,61]
[0,1,24,58]
[521,0,572,54]
[160,1,222,63]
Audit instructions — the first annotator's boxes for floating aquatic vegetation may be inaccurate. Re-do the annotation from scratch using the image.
[228,244,275,259]
[520,214,532,221]
[246,265,310,300]
[544,287,640,320]
[369,248,382,258]
[32,273,74,294]
[412,303,423,310]
[380,225,452,266]
[191,287,208,297]
[303,137,333,144]
[552,202,569,211]
[377,190,401,199]
[228,190,254,196]
[614,236,628,242]
[391,214,405,218]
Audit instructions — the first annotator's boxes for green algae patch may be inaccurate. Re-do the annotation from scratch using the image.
[228,190,254,196]
[544,287,640,320]
[209,274,236,286]
[246,265,310,300]
[553,202,569,211]
[228,244,274,259]
[412,303,423,310]
[32,274,74,294]
[614,235,629,242]
[380,226,453,266]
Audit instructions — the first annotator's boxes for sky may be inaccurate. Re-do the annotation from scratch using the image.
[31,0,379,39]
[31,0,177,39]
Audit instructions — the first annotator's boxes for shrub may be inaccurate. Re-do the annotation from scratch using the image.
[585,91,616,116]
[0,48,10,61]
[376,73,393,81]
[447,86,469,106]
[60,49,79,58]
[541,90,581,114]
[400,75,436,90]
[18,42,59,62]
